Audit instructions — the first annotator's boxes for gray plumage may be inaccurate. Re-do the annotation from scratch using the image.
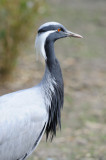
[0,22,82,160]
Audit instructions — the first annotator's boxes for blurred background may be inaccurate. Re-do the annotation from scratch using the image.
[0,0,106,160]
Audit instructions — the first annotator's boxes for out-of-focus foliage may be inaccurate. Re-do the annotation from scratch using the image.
[0,0,46,78]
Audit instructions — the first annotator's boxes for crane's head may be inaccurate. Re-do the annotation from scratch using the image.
[35,22,83,59]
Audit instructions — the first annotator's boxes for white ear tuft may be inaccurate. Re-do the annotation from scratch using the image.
[35,34,47,60]
[35,30,56,60]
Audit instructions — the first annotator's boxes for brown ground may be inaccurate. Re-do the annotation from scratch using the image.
[0,0,106,160]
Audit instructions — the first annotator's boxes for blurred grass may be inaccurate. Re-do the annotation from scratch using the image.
[0,0,46,78]
[0,0,106,160]
[46,0,106,60]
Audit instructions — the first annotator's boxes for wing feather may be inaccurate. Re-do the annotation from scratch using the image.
[0,87,48,160]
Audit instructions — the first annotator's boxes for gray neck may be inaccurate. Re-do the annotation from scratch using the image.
[40,41,64,140]
[44,38,56,63]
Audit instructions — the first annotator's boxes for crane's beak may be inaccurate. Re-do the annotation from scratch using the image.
[65,30,83,38]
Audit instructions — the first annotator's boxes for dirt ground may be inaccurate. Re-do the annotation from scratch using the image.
[0,0,106,160]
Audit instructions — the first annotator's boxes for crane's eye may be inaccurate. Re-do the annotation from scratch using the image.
[57,28,61,32]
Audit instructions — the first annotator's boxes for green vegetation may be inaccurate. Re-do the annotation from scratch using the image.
[0,0,46,78]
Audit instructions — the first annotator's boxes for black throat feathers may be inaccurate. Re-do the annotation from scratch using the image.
[44,40,64,140]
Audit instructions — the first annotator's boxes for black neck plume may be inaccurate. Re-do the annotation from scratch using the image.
[44,40,64,140]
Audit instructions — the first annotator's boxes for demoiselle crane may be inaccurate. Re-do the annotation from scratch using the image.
[0,22,83,160]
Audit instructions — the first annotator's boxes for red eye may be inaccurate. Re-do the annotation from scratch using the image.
[58,28,61,32]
